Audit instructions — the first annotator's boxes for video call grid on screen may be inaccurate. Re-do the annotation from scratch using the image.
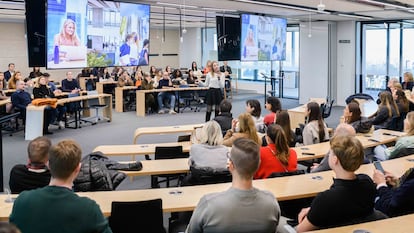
[46,0,150,69]
[241,14,287,62]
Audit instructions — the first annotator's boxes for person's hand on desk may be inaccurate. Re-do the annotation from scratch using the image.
[71,88,80,94]
[298,207,310,223]
[53,89,62,95]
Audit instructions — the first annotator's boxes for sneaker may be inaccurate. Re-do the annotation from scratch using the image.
[158,110,164,114]
[169,110,177,114]
[59,121,65,128]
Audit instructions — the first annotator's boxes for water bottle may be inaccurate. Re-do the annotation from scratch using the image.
[54,45,59,64]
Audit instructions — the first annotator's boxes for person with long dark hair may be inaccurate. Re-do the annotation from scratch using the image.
[275,110,298,147]
[343,101,372,134]
[254,124,297,179]
[370,91,399,129]
[302,102,329,145]
[264,96,282,126]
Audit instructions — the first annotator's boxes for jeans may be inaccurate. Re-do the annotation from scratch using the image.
[157,92,176,110]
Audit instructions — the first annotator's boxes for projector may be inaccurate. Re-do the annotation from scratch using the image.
[317,3,325,11]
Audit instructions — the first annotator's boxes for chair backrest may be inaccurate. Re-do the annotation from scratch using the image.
[267,170,305,178]
[189,167,232,185]
[109,199,166,233]
[322,99,335,118]
[155,146,188,160]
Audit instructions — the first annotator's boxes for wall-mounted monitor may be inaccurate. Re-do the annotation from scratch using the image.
[241,14,286,61]
[216,16,241,61]
[46,0,150,69]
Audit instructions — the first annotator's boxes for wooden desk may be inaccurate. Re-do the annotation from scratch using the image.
[25,94,112,140]
[136,87,209,117]
[122,158,189,177]
[1,154,413,220]
[307,213,414,233]
[96,81,117,94]
[107,129,404,178]
[133,123,204,144]
[93,141,192,161]
[4,89,16,96]
[0,98,10,106]
[115,86,137,112]
[288,105,307,130]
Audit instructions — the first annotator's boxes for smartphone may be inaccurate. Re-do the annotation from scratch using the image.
[373,161,385,173]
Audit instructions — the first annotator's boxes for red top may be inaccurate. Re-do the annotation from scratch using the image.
[254,144,298,179]
[263,112,277,126]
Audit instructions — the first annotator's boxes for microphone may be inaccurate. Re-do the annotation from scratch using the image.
[261,73,268,79]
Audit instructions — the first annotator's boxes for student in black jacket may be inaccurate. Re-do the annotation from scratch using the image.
[213,99,233,135]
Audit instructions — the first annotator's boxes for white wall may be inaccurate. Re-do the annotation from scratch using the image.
[148,28,180,70]
[299,21,330,104]
[179,28,202,69]
[336,21,356,106]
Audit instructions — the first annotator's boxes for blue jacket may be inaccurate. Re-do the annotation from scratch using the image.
[375,168,414,217]
[11,90,31,110]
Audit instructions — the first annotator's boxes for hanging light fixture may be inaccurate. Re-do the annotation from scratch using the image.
[179,8,183,42]
[182,0,187,34]
[162,7,165,43]
[308,13,312,38]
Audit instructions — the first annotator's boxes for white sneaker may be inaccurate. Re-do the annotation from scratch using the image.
[59,121,65,128]
[169,110,177,114]
[158,110,164,114]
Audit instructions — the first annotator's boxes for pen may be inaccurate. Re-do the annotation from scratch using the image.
[302,152,315,155]
[383,133,398,137]
[368,138,380,142]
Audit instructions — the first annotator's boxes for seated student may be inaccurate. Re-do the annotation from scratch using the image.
[223,113,261,147]
[33,76,65,132]
[7,71,22,90]
[213,99,233,135]
[10,140,112,233]
[10,80,31,120]
[374,111,414,161]
[276,110,298,147]
[263,96,282,126]
[185,138,280,233]
[393,89,409,117]
[369,91,399,129]
[244,99,265,133]
[254,124,297,179]
[302,102,329,145]
[296,135,376,232]
[61,71,80,94]
[117,70,135,110]
[157,71,176,114]
[343,101,372,134]
[310,123,356,173]
[9,136,51,194]
[402,71,414,91]
[373,167,414,217]
[140,72,156,113]
[187,121,228,179]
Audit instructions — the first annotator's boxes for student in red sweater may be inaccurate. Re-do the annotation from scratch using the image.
[254,124,297,179]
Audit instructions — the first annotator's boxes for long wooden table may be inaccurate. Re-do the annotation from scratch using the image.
[93,141,192,161]
[114,129,405,177]
[136,86,209,117]
[307,213,414,233]
[0,154,412,220]
[115,86,138,112]
[25,94,112,140]
[133,123,204,144]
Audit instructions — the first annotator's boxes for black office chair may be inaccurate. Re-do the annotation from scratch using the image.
[108,199,166,233]
[151,146,189,188]
[267,169,308,219]
[321,99,335,119]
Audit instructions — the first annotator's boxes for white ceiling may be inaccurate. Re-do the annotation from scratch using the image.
[2,0,414,27]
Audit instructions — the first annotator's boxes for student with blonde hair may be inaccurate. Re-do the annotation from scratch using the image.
[223,113,261,146]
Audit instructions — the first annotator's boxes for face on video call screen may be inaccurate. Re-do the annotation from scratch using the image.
[46,0,150,69]
[240,14,287,61]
